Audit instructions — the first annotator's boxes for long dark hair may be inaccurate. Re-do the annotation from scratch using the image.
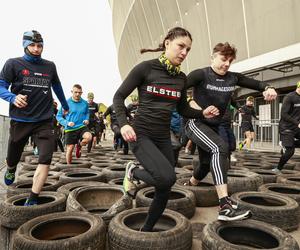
[140,27,192,54]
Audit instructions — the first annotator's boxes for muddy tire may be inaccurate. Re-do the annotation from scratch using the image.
[251,169,278,184]
[66,186,132,224]
[202,219,299,249]
[227,170,263,195]
[59,169,105,184]
[0,192,66,229]
[108,207,192,250]
[135,187,196,218]
[231,191,299,231]
[57,181,108,196]
[54,160,92,170]
[259,183,300,204]
[176,177,218,207]
[101,164,125,182]
[12,211,106,250]
[6,179,61,198]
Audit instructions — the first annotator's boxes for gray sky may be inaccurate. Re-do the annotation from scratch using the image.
[0,0,121,116]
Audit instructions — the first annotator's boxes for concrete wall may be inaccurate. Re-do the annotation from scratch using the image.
[110,0,300,79]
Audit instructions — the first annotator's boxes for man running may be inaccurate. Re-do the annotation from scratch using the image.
[0,30,69,206]
[87,92,99,152]
[273,81,300,173]
[104,104,130,154]
[238,96,258,150]
[56,84,92,163]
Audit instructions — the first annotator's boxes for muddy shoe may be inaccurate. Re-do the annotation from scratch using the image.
[123,161,138,197]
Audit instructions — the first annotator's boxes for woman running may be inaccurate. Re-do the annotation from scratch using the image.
[113,27,219,232]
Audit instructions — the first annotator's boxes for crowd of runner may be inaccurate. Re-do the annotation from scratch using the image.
[0,28,299,232]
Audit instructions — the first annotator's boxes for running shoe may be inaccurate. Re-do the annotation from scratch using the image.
[75,142,82,158]
[24,198,38,206]
[226,197,238,209]
[123,161,137,197]
[4,170,15,186]
[33,147,39,155]
[238,142,243,150]
[218,203,251,221]
[271,168,281,174]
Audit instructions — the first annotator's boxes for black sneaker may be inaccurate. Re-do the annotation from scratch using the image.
[218,204,251,221]
[226,197,238,209]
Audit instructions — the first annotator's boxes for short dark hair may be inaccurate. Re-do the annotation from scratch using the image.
[73,84,82,89]
[140,27,192,54]
[213,42,237,59]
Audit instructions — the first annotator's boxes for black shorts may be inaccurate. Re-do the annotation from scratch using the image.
[7,120,54,165]
[65,126,90,145]
[241,121,254,133]
[280,129,300,148]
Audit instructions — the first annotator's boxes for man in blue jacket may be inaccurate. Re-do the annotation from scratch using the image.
[56,84,92,164]
[0,30,69,206]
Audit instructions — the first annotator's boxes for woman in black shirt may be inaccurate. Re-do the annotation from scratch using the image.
[113,27,219,232]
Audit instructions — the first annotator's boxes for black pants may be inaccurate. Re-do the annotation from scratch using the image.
[278,129,300,170]
[7,120,54,167]
[112,124,128,151]
[186,119,228,185]
[130,134,176,231]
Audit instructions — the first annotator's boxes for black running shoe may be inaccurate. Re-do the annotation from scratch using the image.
[218,204,251,221]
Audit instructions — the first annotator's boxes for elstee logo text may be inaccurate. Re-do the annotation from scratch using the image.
[146,85,181,99]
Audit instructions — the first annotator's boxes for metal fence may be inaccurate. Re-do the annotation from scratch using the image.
[0,115,10,163]
[233,119,280,151]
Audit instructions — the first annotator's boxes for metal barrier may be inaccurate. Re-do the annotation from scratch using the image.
[0,115,10,163]
[233,119,280,151]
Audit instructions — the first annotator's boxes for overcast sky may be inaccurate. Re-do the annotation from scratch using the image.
[0,0,121,116]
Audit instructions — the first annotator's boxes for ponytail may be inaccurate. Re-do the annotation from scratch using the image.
[140,27,192,54]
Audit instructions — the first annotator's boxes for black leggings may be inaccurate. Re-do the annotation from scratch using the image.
[278,130,300,170]
[130,135,176,231]
[186,119,229,185]
[112,124,128,150]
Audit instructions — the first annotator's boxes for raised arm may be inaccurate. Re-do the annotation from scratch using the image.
[113,61,149,127]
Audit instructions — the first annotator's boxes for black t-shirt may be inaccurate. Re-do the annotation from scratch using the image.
[187,67,267,126]
[88,101,98,122]
[104,105,118,125]
[240,105,257,123]
[279,91,300,132]
[113,59,203,138]
[0,57,60,121]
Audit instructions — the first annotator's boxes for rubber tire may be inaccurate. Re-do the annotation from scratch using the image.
[0,191,66,229]
[231,191,299,231]
[59,169,105,184]
[66,185,132,224]
[12,211,106,250]
[54,160,92,170]
[251,169,278,184]
[202,219,299,249]
[57,181,109,196]
[259,183,300,205]
[227,170,263,195]
[176,177,218,207]
[135,187,196,218]
[108,207,192,250]
[101,164,125,182]
[6,179,61,198]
